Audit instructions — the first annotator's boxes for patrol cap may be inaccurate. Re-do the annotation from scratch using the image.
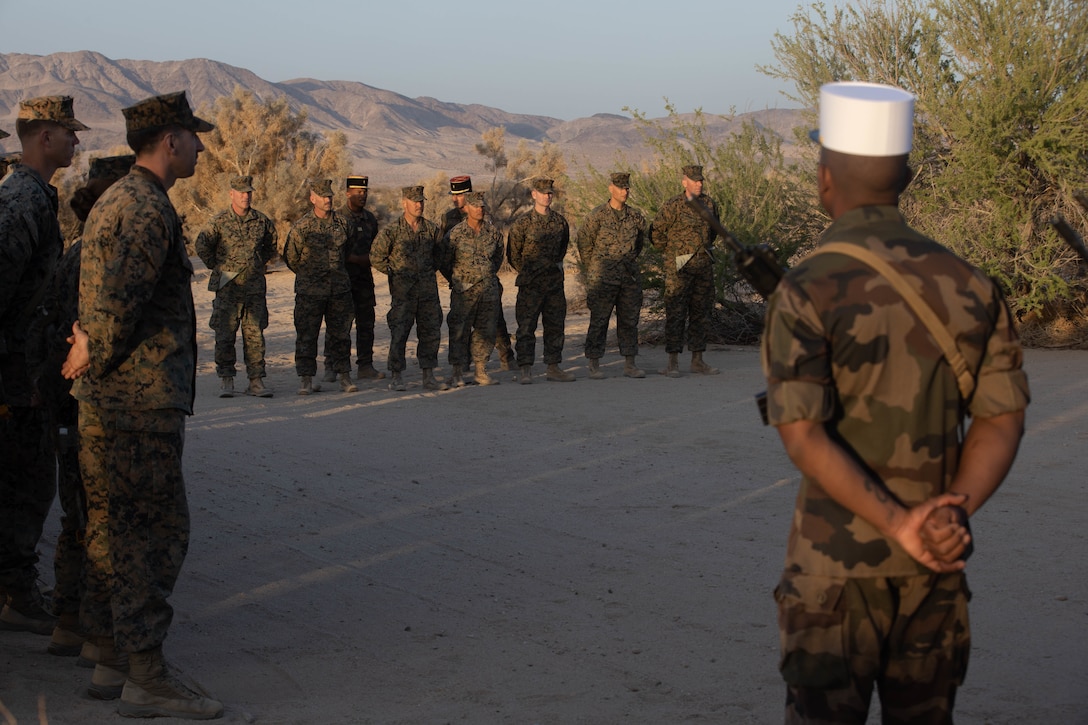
[310,179,334,197]
[122,91,214,135]
[88,154,135,182]
[449,175,472,194]
[609,172,631,189]
[401,185,425,202]
[464,191,486,207]
[531,178,555,194]
[346,175,369,189]
[230,175,255,192]
[809,82,914,156]
[681,165,703,181]
[18,96,90,131]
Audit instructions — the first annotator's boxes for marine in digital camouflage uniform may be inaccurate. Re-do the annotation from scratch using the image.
[438,191,504,387]
[64,91,223,718]
[195,174,277,397]
[649,164,721,377]
[29,153,134,657]
[370,185,447,392]
[283,179,357,394]
[576,172,647,380]
[339,175,384,381]
[0,126,14,178]
[506,177,575,383]
[0,96,86,637]
[761,82,1029,724]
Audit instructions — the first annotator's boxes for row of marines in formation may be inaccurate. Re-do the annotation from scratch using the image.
[197,165,727,398]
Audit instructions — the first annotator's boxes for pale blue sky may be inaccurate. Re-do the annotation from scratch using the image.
[0,0,813,120]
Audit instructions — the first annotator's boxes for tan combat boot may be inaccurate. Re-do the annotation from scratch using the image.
[450,364,466,388]
[474,360,498,386]
[118,647,223,720]
[421,368,449,391]
[690,351,720,375]
[388,371,406,391]
[587,359,606,380]
[48,611,84,657]
[519,364,533,385]
[660,352,682,378]
[338,373,358,393]
[87,637,128,701]
[357,362,385,380]
[217,377,234,398]
[623,355,646,379]
[246,377,273,398]
[297,376,314,395]
[322,368,337,384]
[545,363,576,382]
[0,587,55,635]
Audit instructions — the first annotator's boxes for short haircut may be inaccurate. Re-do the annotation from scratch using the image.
[126,124,183,155]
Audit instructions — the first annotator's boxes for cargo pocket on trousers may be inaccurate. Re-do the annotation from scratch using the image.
[774,571,851,689]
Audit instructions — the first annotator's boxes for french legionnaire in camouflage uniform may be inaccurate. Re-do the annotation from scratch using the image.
[438,191,504,387]
[62,91,224,718]
[0,96,86,638]
[440,175,516,371]
[371,185,448,392]
[576,172,647,380]
[340,175,385,381]
[761,82,1030,723]
[506,177,576,384]
[649,164,722,377]
[195,174,277,398]
[29,154,134,661]
[284,178,358,395]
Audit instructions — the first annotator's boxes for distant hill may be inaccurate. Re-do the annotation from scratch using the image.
[0,51,806,186]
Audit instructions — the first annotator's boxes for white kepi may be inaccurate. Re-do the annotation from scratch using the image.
[810,82,915,156]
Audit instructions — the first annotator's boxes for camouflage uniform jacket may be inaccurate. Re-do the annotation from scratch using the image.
[370,215,442,282]
[576,201,646,285]
[649,192,719,263]
[439,220,504,295]
[194,206,277,293]
[0,164,63,355]
[506,208,569,286]
[439,206,465,242]
[71,166,197,414]
[283,210,351,295]
[341,204,379,287]
[761,205,1030,577]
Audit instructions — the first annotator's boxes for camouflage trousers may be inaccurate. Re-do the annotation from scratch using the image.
[78,403,189,653]
[447,285,499,366]
[0,405,56,594]
[294,292,354,377]
[775,570,970,724]
[494,278,513,359]
[347,281,377,367]
[514,268,567,366]
[663,258,714,353]
[210,288,269,379]
[583,276,643,359]
[386,278,442,373]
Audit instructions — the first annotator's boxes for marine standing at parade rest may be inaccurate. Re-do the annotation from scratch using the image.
[0,96,86,638]
[439,191,504,387]
[283,179,358,395]
[506,177,575,384]
[340,175,385,381]
[63,91,224,719]
[30,154,134,661]
[576,172,647,380]
[195,174,278,398]
[371,185,447,392]
[761,81,1030,723]
[649,164,722,377]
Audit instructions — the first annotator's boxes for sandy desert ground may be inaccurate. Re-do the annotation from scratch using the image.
[1,259,1086,724]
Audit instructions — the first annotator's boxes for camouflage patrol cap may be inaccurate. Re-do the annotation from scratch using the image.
[531,178,555,194]
[681,165,704,181]
[18,96,90,131]
[449,175,472,194]
[230,175,255,192]
[346,175,368,189]
[88,154,136,182]
[401,185,425,202]
[464,191,486,207]
[122,92,213,135]
[609,172,631,189]
[310,179,334,197]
